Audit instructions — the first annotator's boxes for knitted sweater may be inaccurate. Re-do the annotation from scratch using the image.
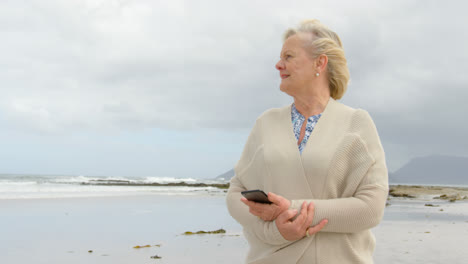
[226,97,389,264]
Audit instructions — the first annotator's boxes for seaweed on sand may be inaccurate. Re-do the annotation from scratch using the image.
[183,229,226,235]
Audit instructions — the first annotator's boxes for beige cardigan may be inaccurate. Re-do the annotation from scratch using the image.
[226,97,388,264]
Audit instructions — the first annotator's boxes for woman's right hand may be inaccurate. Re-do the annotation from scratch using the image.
[275,201,328,241]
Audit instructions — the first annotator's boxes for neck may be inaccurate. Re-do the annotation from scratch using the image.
[293,92,330,118]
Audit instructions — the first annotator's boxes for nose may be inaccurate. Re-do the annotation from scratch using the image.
[275,59,285,71]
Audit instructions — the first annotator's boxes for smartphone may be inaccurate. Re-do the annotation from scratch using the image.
[241,189,272,204]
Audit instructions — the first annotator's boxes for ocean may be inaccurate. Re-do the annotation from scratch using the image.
[0,174,227,199]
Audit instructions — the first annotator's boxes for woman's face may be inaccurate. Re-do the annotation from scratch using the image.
[275,34,317,97]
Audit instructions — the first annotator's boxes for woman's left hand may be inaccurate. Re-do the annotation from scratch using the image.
[241,192,291,221]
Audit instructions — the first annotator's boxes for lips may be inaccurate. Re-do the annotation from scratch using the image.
[280,74,290,79]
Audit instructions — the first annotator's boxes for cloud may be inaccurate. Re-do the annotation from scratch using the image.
[1,0,468,172]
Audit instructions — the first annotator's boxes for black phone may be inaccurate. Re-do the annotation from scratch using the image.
[241,190,272,204]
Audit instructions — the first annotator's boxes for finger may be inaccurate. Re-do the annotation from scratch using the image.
[277,209,298,224]
[246,200,270,212]
[268,192,288,208]
[292,202,308,224]
[242,199,264,211]
[302,202,314,230]
[241,198,255,206]
[249,207,261,217]
[267,192,281,204]
[307,219,328,235]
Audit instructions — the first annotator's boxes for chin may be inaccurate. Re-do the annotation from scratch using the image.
[279,84,292,96]
[279,83,286,92]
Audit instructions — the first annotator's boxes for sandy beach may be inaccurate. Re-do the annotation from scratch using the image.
[1,185,467,264]
[375,185,468,264]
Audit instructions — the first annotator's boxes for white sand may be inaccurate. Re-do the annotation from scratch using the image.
[373,197,468,264]
[1,192,467,264]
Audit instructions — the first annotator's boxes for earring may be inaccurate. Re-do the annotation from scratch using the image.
[316,72,320,77]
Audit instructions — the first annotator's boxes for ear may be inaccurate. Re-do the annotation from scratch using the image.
[315,54,328,74]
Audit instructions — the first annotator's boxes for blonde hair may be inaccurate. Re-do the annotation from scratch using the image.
[284,19,349,100]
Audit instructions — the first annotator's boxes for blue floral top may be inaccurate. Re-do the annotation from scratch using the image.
[291,104,322,154]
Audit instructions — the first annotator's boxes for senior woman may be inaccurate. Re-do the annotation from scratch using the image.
[226,19,388,264]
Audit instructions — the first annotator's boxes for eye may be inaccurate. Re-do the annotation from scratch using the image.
[280,54,292,61]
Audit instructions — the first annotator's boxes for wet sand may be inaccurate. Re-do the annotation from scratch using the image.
[0,194,245,264]
[1,185,467,263]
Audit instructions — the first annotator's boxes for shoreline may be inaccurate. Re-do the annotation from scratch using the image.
[81,181,468,190]
[81,182,468,197]
[80,180,230,189]
[2,183,467,201]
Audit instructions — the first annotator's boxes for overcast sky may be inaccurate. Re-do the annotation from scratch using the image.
[1,0,467,179]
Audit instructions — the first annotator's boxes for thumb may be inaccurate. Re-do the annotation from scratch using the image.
[277,209,298,223]
[268,192,284,205]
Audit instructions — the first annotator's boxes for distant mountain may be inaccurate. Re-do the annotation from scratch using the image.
[391,155,468,185]
[215,155,467,186]
[215,169,235,181]
[388,172,396,183]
